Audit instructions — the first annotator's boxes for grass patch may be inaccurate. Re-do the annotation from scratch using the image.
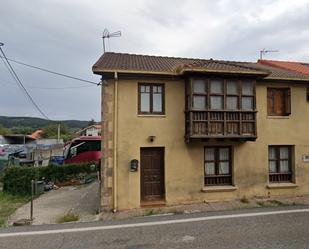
[240,196,250,204]
[0,192,30,227]
[267,200,286,206]
[57,213,79,223]
[256,199,290,207]
[144,209,161,216]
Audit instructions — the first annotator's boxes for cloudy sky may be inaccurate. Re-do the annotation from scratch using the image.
[1,0,309,121]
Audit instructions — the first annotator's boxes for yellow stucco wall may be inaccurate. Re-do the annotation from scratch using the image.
[112,78,309,210]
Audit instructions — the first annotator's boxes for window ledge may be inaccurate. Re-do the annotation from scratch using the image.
[266,183,298,189]
[201,185,238,193]
[137,115,166,118]
[267,116,290,119]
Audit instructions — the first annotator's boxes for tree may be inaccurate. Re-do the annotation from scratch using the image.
[41,124,73,141]
[11,126,35,135]
[88,118,96,126]
[0,124,11,135]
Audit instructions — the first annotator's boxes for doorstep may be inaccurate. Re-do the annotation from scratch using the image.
[140,200,166,208]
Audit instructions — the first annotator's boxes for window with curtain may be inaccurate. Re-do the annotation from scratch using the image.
[210,80,224,110]
[226,80,239,110]
[191,79,255,111]
[241,80,254,110]
[192,80,207,109]
[204,147,232,185]
[138,83,165,114]
[268,146,293,183]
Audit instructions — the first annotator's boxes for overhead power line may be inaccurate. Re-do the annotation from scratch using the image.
[0,45,50,120]
[29,85,96,90]
[0,55,100,86]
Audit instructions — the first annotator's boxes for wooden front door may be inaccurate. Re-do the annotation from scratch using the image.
[140,147,165,202]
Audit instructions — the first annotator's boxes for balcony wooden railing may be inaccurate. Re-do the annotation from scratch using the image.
[185,110,257,141]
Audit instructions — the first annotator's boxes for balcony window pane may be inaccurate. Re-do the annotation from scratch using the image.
[205,162,215,175]
[210,96,223,109]
[269,161,276,173]
[193,96,206,109]
[219,162,229,174]
[227,81,238,94]
[242,97,253,110]
[205,148,215,161]
[141,93,150,112]
[153,93,162,112]
[226,96,238,110]
[193,80,206,93]
[210,80,223,94]
[242,81,253,95]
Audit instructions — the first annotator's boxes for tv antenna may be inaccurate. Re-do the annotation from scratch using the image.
[102,29,121,53]
[259,48,279,60]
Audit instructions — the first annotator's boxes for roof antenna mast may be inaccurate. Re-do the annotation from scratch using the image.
[259,48,279,60]
[102,29,121,53]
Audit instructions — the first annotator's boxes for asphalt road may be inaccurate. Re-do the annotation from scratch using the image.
[1,206,309,249]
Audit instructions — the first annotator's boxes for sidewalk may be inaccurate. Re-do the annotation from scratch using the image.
[101,194,309,220]
[9,181,100,225]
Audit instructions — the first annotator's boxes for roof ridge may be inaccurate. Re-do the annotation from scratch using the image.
[103,52,210,62]
[259,59,308,64]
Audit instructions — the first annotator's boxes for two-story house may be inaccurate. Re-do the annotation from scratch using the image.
[93,52,309,212]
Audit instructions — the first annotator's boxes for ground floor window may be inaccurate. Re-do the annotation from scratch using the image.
[204,147,232,185]
[269,145,293,183]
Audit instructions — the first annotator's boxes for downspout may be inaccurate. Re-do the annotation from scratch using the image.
[113,71,118,213]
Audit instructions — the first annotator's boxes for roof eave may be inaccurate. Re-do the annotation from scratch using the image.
[179,68,269,76]
[92,68,176,76]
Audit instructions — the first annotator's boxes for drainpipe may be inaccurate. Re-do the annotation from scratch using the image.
[113,71,118,213]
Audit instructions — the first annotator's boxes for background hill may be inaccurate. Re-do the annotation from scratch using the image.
[0,116,90,132]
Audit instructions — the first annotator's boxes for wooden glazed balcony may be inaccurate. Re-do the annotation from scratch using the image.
[185,110,257,142]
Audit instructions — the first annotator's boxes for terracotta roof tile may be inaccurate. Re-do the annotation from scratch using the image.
[258,60,309,75]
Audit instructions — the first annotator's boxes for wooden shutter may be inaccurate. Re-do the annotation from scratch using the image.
[267,89,274,115]
[284,88,291,115]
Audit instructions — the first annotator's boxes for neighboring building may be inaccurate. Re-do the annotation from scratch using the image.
[30,129,44,139]
[258,59,309,75]
[76,125,101,137]
[93,52,309,212]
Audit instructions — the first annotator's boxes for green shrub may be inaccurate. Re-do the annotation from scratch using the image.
[3,164,97,195]
[57,213,79,223]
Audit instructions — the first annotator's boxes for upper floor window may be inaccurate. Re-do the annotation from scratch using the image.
[192,79,255,111]
[267,88,291,116]
[138,83,165,115]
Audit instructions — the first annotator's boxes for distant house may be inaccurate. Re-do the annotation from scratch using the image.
[30,129,44,139]
[76,125,101,137]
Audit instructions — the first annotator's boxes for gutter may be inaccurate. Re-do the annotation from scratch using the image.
[113,71,118,213]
